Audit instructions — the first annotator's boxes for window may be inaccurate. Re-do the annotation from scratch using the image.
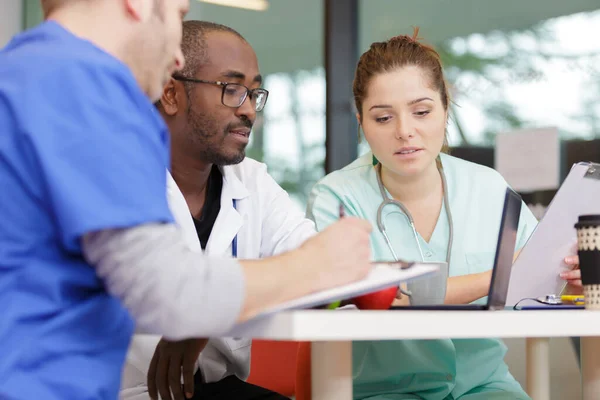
[359,1,600,147]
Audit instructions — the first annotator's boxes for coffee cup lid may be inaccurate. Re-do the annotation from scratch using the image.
[575,214,600,228]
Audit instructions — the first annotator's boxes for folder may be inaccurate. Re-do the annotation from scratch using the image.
[242,261,439,320]
[506,162,600,306]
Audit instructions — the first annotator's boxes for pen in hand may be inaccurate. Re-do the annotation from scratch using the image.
[326,203,347,310]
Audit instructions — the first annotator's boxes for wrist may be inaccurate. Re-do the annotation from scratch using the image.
[285,245,324,293]
[263,247,318,298]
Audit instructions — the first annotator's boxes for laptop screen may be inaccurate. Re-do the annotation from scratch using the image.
[488,188,522,310]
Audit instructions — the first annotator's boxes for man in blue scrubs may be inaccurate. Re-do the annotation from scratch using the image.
[0,1,373,399]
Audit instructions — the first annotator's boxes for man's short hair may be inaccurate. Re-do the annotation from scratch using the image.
[179,21,246,78]
[156,21,246,110]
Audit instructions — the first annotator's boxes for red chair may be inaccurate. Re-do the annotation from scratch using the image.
[246,340,299,397]
[295,341,312,400]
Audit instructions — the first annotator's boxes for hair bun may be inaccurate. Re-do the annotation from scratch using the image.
[390,26,422,44]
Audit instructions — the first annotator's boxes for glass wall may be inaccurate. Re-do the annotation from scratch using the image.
[358,0,600,150]
[442,11,600,146]
[14,0,600,210]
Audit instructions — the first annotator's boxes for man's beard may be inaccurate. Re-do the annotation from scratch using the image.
[186,108,251,166]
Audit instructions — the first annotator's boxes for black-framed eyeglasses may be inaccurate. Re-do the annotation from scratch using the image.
[172,75,269,112]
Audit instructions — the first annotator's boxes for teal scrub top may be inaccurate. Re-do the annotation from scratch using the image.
[307,152,538,400]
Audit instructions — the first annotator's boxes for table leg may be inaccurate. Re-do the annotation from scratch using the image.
[581,336,600,400]
[526,337,550,400]
[311,341,352,400]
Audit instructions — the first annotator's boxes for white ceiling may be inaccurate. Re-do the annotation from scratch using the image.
[187,0,600,75]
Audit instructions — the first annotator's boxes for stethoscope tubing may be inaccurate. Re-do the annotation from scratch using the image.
[374,161,453,297]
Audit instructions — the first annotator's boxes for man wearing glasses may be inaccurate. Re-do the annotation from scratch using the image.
[120,21,313,400]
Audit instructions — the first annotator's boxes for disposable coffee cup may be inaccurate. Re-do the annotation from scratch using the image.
[574,215,600,310]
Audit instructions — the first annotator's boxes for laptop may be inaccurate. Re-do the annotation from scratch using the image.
[390,187,522,311]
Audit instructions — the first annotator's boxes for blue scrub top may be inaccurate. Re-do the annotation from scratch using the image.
[307,152,538,400]
[0,22,174,399]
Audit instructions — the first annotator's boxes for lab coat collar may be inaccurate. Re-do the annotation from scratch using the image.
[219,164,250,201]
[204,165,250,256]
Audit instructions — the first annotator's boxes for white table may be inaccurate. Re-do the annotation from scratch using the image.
[228,309,600,400]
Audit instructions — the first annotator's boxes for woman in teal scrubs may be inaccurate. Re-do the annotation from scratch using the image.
[306,31,578,400]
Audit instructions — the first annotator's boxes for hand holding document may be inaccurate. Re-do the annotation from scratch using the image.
[506,162,600,305]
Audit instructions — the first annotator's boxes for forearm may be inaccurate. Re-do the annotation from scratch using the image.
[83,224,325,337]
[83,223,245,340]
[237,248,318,321]
[443,250,520,305]
[444,271,492,304]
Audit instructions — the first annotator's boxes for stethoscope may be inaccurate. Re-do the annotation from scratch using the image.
[374,162,454,297]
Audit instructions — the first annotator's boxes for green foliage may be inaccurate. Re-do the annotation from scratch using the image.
[438,20,600,145]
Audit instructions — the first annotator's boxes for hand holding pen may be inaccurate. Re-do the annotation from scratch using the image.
[298,201,372,294]
[326,204,348,309]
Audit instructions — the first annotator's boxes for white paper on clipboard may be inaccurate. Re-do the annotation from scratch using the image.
[506,162,600,306]
[240,262,440,320]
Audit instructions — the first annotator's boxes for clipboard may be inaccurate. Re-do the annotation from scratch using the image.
[506,162,600,306]
[244,261,440,319]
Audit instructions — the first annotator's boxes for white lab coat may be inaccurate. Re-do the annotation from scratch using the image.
[120,158,316,399]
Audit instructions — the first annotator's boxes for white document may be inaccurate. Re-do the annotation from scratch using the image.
[506,162,600,306]
[240,262,439,320]
[495,127,560,193]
